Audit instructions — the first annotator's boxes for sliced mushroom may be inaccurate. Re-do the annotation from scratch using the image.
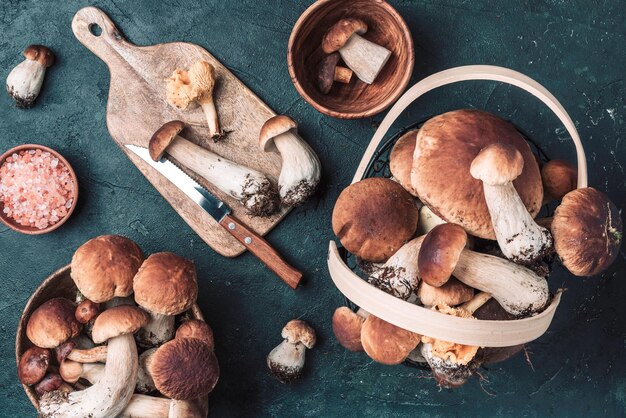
[322,18,391,84]
[18,346,50,386]
[26,297,82,349]
[317,52,353,94]
[149,120,279,216]
[360,314,421,365]
[259,115,321,207]
[368,236,421,300]
[332,307,365,352]
[541,159,577,202]
[267,320,316,382]
[6,45,54,108]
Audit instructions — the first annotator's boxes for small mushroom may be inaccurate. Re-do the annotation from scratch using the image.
[418,223,467,287]
[541,159,577,202]
[267,319,316,382]
[360,314,421,365]
[317,52,353,94]
[552,187,622,276]
[75,299,100,324]
[176,319,215,351]
[417,278,474,308]
[149,120,279,216]
[59,360,104,384]
[6,45,54,108]
[259,115,321,207]
[470,143,553,264]
[332,307,365,352]
[368,236,421,300]
[133,252,198,347]
[26,297,82,349]
[322,18,391,84]
[35,373,71,397]
[18,346,50,386]
[389,130,419,196]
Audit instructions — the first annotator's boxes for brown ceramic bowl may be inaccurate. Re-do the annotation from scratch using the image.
[0,144,79,235]
[288,0,414,119]
[15,264,206,410]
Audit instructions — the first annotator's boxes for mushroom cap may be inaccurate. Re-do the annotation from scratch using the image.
[418,278,474,307]
[470,142,524,186]
[75,299,100,324]
[332,177,419,262]
[23,45,55,67]
[70,235,144,304]
[133,252,198,315]
[26,297,81,349]
[418,223,468,287]
[150,338,219,400]
[542,159,577,200]
[318,53,341,94]
[332,307,365,352]
[188,60,216,102]
[91,305,150,344]
[411,110,543,239]
[149,120,185,161]
[282,319,316,349]
[389,130,419,196]
[259,115,298,151]
[59,360,83,384]
[176,320,215,351]
[552,187,622,276]
[166,68,194,110]
[361,314,421,365]
[322,18,368,53]
[35,373,63,396]
[18,346,50,385]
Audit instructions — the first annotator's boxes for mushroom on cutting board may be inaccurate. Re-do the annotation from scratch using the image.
[332,307,365,352]
[318,52,353,94]
[541,159,577,202]
[368,236,421,300]
[6,45,54,108]
[259,115,321,207]
[322,18,391,84]
[149,120,279,216]
[360,314,421,365]
[389,130,419,196]
[26,298,82,349]
[18,347,50,386]
[133,252,198,347]
[267,320,316,382]
[552,187,622,276]
[470,143,553,264]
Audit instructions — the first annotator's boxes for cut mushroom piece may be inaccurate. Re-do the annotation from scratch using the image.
[149,121,279,216]
[133,252,198,347]
[332,307,365,352]
[541,159,577,202]
[59,360,104,384]
[259,115,321,207]
[368,236,421,300]
[360,314,421,365]
[317,52,353,94]
[267,320,316,382]
[18,346,50,386]
[552,187,622,276]
[6,45,54,108]
[322,18,391,84]
[26,297,82,349]
[470,143,553,264]
[417,278,474,308]
[418,224,467,287]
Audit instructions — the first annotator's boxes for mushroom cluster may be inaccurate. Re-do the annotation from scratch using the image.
[19,235,219,417]
[331,109,622,387]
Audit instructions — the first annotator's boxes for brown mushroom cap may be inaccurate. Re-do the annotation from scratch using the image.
[332,178,419,262]
[91,305,150,344]
[176,320,215,351]
[18,346,50,386]
[71,235,144,304]
[34,373,63,396]
[418,223,468,287]
[418,278,474,307]
[361,315,421,365]
[322,18,368,53]
[389,130,419,196]
[470,142,525,185]
[259,115,298,152]
[150,338,219,400]
[59,360,84,384]
[411,110,543,239]
[23,45,55,67]
[332,307,365,352]
[318,53,341,94]
[149,120,185,161]
[75,299,100,324]
[133,252,198,316]
[26,298,81,349]
[282,319,316,349]
[552,187,622,276]
[542,159,577,200]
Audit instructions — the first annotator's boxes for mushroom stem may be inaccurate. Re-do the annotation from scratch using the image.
[267,340,307,383]
[66,346,108,363]
[6,45,54,108]
[368,237,421,300]
[199,98,221,140]
[339,34,391,84]
[334,66,353,84]
[137,312,175,348]
[118,394,170,418]
[169,398,210,418]
[136,348,157,394]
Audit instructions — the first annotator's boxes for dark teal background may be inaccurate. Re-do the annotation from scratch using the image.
[1,1,625,416]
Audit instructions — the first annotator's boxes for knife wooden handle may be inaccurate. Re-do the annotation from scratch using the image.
[219,214,302,289]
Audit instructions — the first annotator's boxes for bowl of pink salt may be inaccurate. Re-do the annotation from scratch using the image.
[0,144,78,235]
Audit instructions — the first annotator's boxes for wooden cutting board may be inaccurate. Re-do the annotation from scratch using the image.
[72,7,289,257]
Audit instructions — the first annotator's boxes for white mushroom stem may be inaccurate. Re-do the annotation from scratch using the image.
[417,205,446,235]
[6,58,46,108]
[137,312,175,347]
[67,346,108,363]
[267,340,307,382]
[339,34,391,84]
[117,395,209,418]
[169,398,210,418]
[199,98,220,138]
[368,237,421,300]
[167,136,278,215]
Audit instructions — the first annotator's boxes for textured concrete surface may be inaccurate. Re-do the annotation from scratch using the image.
[0,0,625,416]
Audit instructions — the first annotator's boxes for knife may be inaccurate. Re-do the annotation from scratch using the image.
[125,144,302,289]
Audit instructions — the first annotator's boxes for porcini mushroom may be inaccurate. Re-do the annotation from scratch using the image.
[552,187,622,276]
[149,120,279,216]
[368,236,421,300]
[136,348,157,394]
[75,299,100,324]
[267,319,316,382]
[389,130,419,196]
[418,278,474,308]
[259,115,321,207]
[6,45,54,108]
[176,319,215,351]
[541,159,577,202]
[360,315,421,365]
[416,205,446,235]
[332,307,365,352]
[470,143,553,264]
[26,297,82,349]
[322,18,391,84]
[133,252,198,347]
[59,360,104,384]
[65,346,108,363]
[418,224,467,287]
[35,373,71,397]
[18,346,50,386]
[118,394,209,418]
[318,52,353,94]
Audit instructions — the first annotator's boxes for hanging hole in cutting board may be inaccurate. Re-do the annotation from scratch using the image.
[89,23,102,36]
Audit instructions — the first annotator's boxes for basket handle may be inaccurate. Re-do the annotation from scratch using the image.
[352,65,588,187]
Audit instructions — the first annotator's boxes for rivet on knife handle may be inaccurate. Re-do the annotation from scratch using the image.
[219,214,302,289]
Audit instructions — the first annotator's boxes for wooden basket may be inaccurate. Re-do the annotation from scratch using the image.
[327,65,588,347]
[15,264,205,410]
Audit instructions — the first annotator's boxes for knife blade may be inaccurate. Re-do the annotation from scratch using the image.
[125,144,302,289]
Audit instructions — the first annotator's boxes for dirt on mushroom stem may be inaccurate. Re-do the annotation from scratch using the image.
[240,175,280,217]
[280,179,316,207]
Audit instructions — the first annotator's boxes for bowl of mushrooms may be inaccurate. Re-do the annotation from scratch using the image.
[327,65,622,387]
[16,235,219,417]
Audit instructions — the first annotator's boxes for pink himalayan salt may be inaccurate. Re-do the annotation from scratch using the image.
[0,149,75,229]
